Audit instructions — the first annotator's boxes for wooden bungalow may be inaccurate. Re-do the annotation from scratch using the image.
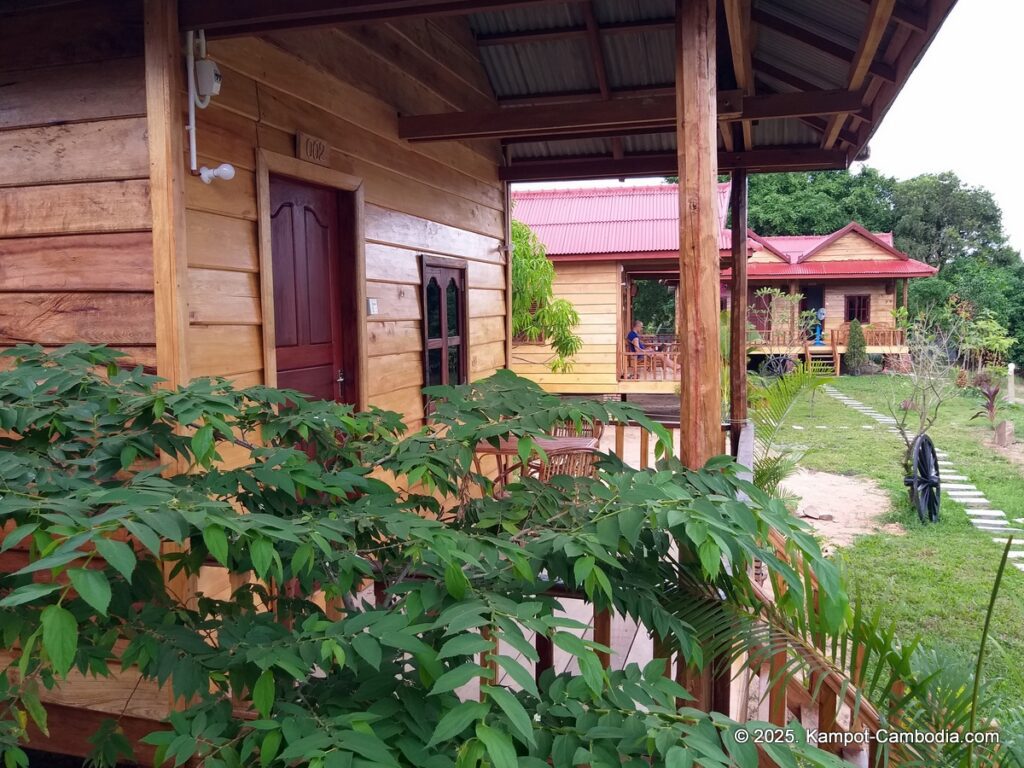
[510,185,936,393]
[0,0,956,758]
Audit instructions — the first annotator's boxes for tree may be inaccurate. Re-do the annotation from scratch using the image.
[746,167,897,236]
[845,319,867,374]
[631,280,675,333]
[510,220,582,372]
[892,172,1018,272]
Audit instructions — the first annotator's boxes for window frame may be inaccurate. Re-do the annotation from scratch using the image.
[845,294,871,324]
[420,255,469,397]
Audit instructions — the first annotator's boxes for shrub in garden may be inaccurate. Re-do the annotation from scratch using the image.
[0,346,1005,768]
[844,319,868,375]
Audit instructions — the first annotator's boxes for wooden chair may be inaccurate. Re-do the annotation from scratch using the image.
[537,450,598,483]
[623,348,649,380]
[550,419,604,440]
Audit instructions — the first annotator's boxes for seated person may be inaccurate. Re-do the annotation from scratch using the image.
[626,320,646,361]
[626,320,679,376]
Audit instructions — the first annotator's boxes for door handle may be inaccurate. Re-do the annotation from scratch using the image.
[336,369,346,384]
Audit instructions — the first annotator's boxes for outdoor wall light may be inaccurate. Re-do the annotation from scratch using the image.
[199,163,236,184]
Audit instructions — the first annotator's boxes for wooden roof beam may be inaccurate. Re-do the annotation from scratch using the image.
[753,59,823,93]
[400,89,864,142]
[751,8,897,83]
[822,0,895,149]
[475,17,674,46]
[723,0,754,150]
[179,0,575,36]
[499,148,847,181]
[854,0,927,33]
[498,84,675,106]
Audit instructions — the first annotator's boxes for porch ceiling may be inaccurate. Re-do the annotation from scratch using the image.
[181,0,957,181]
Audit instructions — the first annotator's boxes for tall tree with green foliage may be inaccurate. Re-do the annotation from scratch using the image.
[746,167,897,235]
[510,220,582,372]
[892,171,1019,272]
[631,280,676,333]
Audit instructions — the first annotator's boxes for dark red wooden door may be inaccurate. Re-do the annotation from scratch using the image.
[270,176,353,403]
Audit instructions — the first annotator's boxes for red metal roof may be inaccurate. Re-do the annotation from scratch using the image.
[724,260,937,279]
[512,183,937,280]
[512,182,741,254]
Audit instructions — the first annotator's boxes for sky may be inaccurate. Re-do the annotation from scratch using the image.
[863,0,1024,251]
[517,0,1024,252]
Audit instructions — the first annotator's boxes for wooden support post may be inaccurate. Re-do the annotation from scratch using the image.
[902,277,908,309]
[676,0,721,471]
[145,0,197,617]
[593,609,611,669]
[675,0,719,707]
[535,632,553,684]
[729,170,749,457]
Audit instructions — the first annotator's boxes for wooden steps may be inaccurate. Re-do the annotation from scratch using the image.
[804,343,840,376]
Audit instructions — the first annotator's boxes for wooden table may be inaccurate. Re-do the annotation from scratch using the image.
[474,435,599,493]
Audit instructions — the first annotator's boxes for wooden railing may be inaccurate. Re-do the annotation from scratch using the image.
[563,420,898,763]
[831,325,906,347]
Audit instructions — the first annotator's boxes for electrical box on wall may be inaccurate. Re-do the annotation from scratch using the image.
[367,298,379,316]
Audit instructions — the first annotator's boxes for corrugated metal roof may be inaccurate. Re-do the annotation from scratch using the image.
[512,182,736,253]
[513,184,937,279]
[735,259,937,278]
[462,0,946,175]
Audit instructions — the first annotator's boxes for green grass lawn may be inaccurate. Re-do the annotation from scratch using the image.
[777,375,1024,719]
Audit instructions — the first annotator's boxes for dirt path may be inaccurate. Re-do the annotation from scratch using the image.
[780,469,901,552]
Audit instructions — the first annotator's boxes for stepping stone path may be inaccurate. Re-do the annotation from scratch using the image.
[821,385,1024,572]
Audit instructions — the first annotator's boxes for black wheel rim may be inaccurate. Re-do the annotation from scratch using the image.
[911,434,941,523]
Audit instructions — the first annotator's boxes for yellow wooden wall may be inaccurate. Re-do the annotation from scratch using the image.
[811,231,902,262]
[181,26,507,423]
[0,1,154,369]
[822,282,896,331]
[510,261,621,394]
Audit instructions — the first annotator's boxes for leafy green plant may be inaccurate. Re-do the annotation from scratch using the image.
[749,365,831,497]
[510,220,582,373]
[846,319,868,375]
[0,346,1013,768]
[971,382,1002,428]
[0,344,857,768]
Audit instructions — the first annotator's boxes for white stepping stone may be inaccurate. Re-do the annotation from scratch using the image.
[944,475,969,481]
[815,425,828,429]
[862,425,875,430]
[792,425,805,430]
[1015,563,1024,572]
[936,452,949,458]
[944,483,977,490]
[965,509,1006,518]
[1007,551,1024,558]
[948,491,986,498]
[958,497,992,506]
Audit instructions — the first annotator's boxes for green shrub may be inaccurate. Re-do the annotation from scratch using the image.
[0,346,1003,768]
[845,319,868,374]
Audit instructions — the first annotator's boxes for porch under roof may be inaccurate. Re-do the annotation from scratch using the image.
[180,0,957,182]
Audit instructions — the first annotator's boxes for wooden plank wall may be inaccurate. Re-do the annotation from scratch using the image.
[822,282,895,330]
[0,1,154,369]
[810,231,901,262]
[184,23,507,423]
[510,261,620,394]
